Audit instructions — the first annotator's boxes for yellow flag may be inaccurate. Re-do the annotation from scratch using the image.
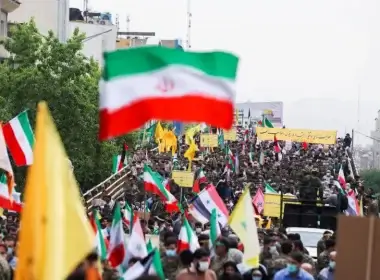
[184,141,198,162]
[15,102,94,280]
[155,121,164,142]
[185,124,201,145]
[228,187,260,268]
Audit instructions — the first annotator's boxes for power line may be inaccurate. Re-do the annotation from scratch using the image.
[354,130,380,142]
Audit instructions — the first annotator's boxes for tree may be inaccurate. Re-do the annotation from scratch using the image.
[361,169,380,193]
[0,20,137,191]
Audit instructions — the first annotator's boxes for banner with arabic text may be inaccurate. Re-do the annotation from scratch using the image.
[256,127,337,144]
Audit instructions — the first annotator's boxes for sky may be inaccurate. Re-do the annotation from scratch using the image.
[70,0,380,145]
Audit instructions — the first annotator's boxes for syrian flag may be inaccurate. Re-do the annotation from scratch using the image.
[2,111,34,166]
[338,165,346,190]
[188,185,229,227]
[209,208,221,256]
[108,203,126,267]
[123,202,133,228]
[99,47,239,140]
[122,250,164,280]
[346,191,360,216]
[0,125,14,198]
[177,218,200,253]
[0,174,22,212]
[112,143,128,173]
[90,210,108,260]
[262,116,274,128]
[144,165,179,212]
[193,169,207,193]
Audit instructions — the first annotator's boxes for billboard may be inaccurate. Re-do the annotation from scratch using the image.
[235,101,284,127]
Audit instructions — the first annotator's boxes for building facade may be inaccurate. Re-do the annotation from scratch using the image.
[0,0,21,59]
[8,1,116,64]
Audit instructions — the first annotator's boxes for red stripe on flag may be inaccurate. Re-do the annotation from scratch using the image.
[0,196,22,212]
[99,95,234,140]
[2,123,26,166]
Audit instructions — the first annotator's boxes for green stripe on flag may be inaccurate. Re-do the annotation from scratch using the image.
[18,111,35,147]
[102,46,239,81]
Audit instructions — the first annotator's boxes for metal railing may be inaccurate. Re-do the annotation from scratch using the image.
[84,165,131,211]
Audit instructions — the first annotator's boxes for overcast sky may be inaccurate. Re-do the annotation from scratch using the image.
[70,0,380,145]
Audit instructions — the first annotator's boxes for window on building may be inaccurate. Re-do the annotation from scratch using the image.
[0,10,7,37]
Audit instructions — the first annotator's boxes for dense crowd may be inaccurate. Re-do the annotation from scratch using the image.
[0,128,378,280]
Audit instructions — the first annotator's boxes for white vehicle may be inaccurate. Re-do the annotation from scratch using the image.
[286,227,333,259]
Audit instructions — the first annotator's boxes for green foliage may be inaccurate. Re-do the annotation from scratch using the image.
[0,20,137,191]
[361,169,380,192]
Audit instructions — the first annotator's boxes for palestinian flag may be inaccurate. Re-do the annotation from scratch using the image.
[112,143,128,173]
[193,169,207,193]
[90,210,108,260]
[3,111,34,166]
[177,218,199,253]
[122,250,164,280]
[108,203,125,267]
[144,165,179,212]
[99,46,239,140]
[262,116,274,128]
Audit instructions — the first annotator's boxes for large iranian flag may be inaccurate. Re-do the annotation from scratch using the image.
[99,46,239,140]
[3,111,34,166]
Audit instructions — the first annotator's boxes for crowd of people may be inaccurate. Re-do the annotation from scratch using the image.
[0,125,377,280]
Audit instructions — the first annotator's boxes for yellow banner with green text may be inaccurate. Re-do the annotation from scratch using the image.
[256,127,337,145]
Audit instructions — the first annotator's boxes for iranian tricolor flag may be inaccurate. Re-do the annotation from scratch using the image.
[0,125,14,197]
[99,46,239,140]
[108,203,125,267]
[338,165,346,190]
[144,165,179,212]
[226,146,235,171]
[193,169,207,193]
[123,202,133,228]
[3,111,34,166]
[0,174,22,212]
[177,218,199,253]
[112,143,128,173]
[90,210,108,260]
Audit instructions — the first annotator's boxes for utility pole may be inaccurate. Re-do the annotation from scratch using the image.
[186,0,192,49]
[126,15,131,33]
[57,0,69,43]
